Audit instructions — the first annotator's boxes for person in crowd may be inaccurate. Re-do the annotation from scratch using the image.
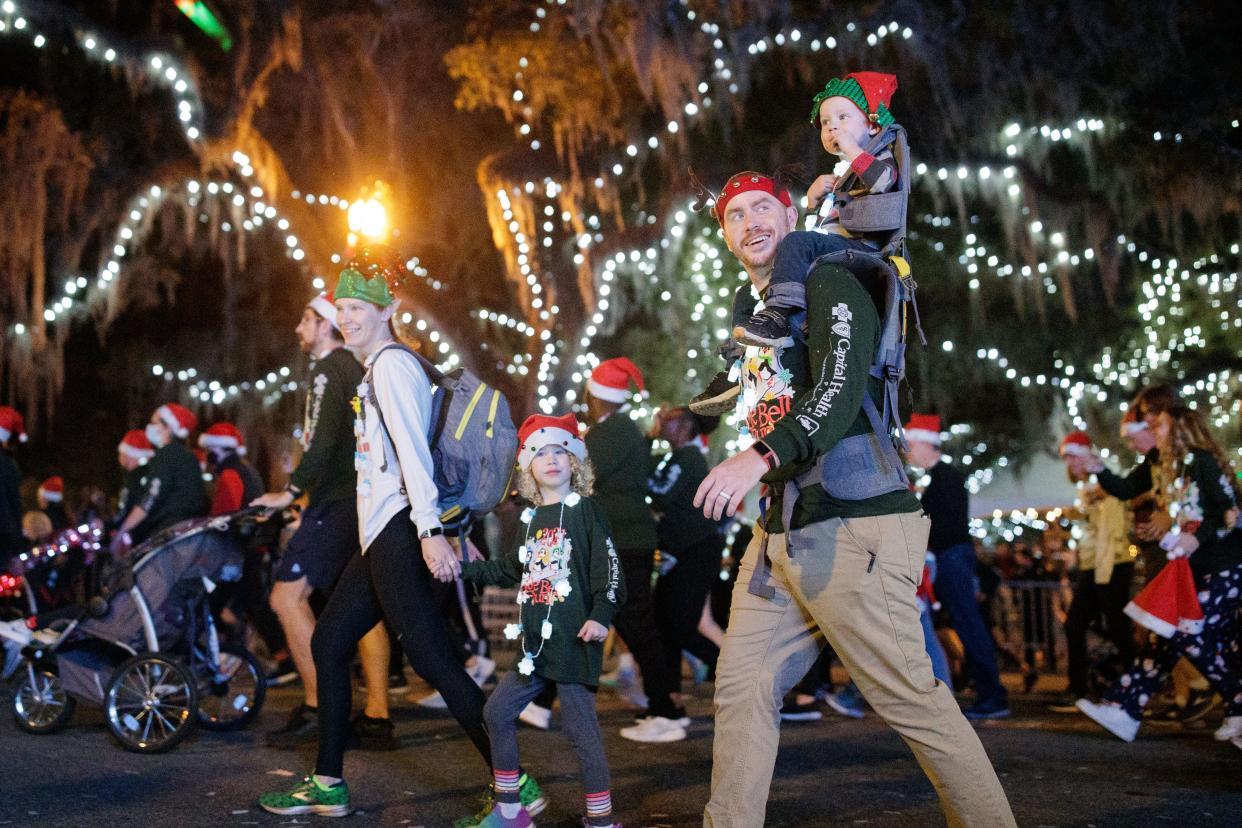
[905,413,1010,718]
[37,477,71,531]
[253,294,395,747]
[585,357,688,743]
[115,429,154,525]
[21,511,52,544]
[1078,404,1242,746]
[458,413,624,828]
[649,407,725,699]
[113,402,207,550]
[199,422,287,666]
[259,247,506,818]
[0,406,25,559]
[1049,431,1135,712]
[693,169,1014,827]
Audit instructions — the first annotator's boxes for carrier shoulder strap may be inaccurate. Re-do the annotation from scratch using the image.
[363,343,445,474]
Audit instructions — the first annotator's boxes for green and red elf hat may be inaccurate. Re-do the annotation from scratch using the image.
[334,244,409,308]
[809,71,898,126]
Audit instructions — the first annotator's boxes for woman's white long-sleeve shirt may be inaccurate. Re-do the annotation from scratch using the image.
[353,346,441,552]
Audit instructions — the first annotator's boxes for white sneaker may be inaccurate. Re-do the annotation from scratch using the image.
[1076,699,1139,742]
[469,655,496,687]
[0,618,32,647]
[620,715,687,743]
[1214,715,1242,742]
[417,691,448,709]
[519,702,551,730]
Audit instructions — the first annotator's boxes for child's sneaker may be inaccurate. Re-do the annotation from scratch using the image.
[454,774,547,828]
[258,775,351,817]
[734,307,794,348]
[474,804,534,827]
[688,371,740,415]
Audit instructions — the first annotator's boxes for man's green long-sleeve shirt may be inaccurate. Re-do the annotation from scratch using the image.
[754,266,919,533]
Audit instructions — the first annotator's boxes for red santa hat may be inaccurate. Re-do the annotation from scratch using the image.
[712,171,793,226]
[1059,430,1093,458]
[307,292,340,331]
[155,402,197,440]
[903,413,942,446]
[118,429,155,461]
[518,413,586,470]
[38,476,64,504]
[198,421,246,455]
[1120,407,1148,436]
[1124,554,1204,638]
[588,357,645,404]
[0,405,27,444]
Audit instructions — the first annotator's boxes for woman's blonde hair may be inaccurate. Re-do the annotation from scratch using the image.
[517,451,595,505]
[1153,404,1242,510]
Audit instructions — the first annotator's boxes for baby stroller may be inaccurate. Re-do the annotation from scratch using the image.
[5,508,269,753]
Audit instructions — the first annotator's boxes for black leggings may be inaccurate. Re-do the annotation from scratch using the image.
[654,535,725,688]
[311,509,491,777]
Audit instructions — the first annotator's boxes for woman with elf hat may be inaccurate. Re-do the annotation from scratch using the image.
[260,246,510,819]
[113,401,208,551]
[457,412,625,828]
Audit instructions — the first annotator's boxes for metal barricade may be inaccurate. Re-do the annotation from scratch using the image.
[992,579,1071,674]
[480,586,520,668]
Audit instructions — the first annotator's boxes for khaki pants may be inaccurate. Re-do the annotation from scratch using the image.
[704,514,1015,828]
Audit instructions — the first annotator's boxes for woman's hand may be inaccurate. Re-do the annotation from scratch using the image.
[577,620,609,642]
[1136,511,1173,541]
[1173,532,1200,555]
[421,535,461,582]
[806,174,838,210]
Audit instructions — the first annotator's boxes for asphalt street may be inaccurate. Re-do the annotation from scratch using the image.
[1,673,1239,827]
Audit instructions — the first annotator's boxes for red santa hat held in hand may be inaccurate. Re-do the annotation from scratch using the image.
[0,406,27,444]
[587,357,645,404]
[156,402,197,440]
[118,429,155,461]
[38,476,64,504]
[1058,430,1093,457]
[904,413,942,446]
[1125,530,1205,639]
[517,413,586,470]
[199,422,246,456]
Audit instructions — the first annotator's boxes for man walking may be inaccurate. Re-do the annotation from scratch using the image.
[695,171,1014,827]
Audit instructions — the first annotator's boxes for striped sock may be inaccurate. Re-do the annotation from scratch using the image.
[493,769,521,803]
[585,790,613,824]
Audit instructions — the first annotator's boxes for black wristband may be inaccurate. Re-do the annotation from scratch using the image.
[752,441,779,470]
[284,483,304,498]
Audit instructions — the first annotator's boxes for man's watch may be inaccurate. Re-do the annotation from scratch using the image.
[419,526,444,540]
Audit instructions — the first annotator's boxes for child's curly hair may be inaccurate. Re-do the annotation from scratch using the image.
[517,453,595,505]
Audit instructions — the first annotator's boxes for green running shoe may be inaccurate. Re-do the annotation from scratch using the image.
[258,775,351,817]
[454,773,548,827]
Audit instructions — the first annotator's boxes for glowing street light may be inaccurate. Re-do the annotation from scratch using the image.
[347,181,391,246]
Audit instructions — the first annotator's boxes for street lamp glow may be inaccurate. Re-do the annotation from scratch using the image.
[348,197,388,240]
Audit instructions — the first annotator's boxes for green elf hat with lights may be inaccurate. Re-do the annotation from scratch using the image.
[809,71,898,126]
[333,244,409,308]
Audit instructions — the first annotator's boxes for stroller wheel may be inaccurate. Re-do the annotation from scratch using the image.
[105,653,199,753]
[196,647,266,731]
[11,668,76,734]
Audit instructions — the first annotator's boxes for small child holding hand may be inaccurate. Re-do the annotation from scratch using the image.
[461,413,625,828]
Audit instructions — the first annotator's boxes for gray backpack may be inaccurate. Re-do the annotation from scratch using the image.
[366,344,517,531]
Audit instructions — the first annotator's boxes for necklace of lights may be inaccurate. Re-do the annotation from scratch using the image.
[504,491,582,676]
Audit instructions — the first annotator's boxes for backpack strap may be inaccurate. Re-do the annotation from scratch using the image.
[363,343,444,474]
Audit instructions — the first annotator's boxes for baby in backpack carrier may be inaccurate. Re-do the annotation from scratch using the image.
[690,72,907,416]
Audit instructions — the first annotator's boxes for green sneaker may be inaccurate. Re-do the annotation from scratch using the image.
[454,773,548,827]
[258,775,351,817]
